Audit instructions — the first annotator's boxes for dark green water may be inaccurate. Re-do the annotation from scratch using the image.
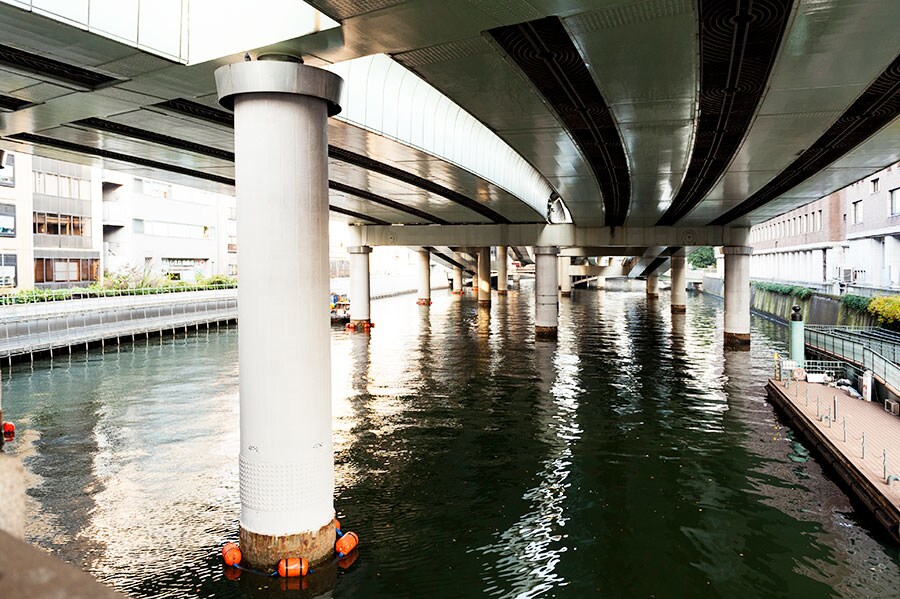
[3,286,899,598]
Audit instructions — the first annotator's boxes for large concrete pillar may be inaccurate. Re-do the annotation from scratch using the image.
[417,249,432,305]
[646,275,659,298]
[724,246,752,349]
[349,246,372,327]
[535,247,559,338]
[558,256,571,296]
[670,256,686,313]
[596,276,606,290]
[452,266,463,295]
[215,57,342,568]
[478,247,491,308]
[497,246,508,295]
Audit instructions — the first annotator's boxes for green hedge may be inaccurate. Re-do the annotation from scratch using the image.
[0,281,236,306]
[840,294,873,313]
[751,281,814,300]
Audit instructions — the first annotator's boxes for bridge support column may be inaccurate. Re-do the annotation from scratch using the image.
[497,246,508,295]
[417,249,432,306]
[349,246,372,327]
[558,256,571,296]
[724,246,752,349]
[596,276,606,290]
[215,57,342,568]
[670,256,686,313]
[452,265,463,295]
[646,275,659,298]
[478,247,491,308]
[535,247,559,338]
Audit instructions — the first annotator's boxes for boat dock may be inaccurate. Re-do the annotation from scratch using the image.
[766,378,900,542]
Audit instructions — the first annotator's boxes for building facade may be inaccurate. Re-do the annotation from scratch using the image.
[0,147,240,293]
[750,161,900,296]
[102,170,230,283]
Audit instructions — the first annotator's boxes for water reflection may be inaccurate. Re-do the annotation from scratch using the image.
[3,290,899,598]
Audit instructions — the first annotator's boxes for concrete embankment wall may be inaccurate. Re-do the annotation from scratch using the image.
[0,289,237,360]
[702,275,877,326]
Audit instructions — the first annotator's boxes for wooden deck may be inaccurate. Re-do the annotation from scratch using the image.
[766,378,900,543]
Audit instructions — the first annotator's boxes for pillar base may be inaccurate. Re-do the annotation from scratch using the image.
[478,300,491,308]
[416,298,432,306]
[560,291,571,297]
[497,290,508,296]
[239,520,335,570]
[535,326,558,339]
[724,332,751,350]
[671,305,686,313]
[646,293,659,299]
[347,319,373,331]
[451,290,464,295]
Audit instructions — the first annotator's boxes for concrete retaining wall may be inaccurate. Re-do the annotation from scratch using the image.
[702,275,877,326]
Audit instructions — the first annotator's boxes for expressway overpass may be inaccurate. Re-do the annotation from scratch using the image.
[0,0,898,569]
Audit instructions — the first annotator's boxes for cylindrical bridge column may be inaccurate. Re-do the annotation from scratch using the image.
[646,275,659,298]
[452,265,463,295]
[535,247,559,338]
[349,246,372,327]
[670,256,686,313]
[497,246,508,295]
[558,256,571,296]
[724,246,752,349]
[478,247,491,308]
[417,249,432,306]
[216,57,342,568]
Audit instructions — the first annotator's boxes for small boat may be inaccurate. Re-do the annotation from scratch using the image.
[330,293,350,323]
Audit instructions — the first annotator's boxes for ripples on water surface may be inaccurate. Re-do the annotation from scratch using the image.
[3,286,899,598]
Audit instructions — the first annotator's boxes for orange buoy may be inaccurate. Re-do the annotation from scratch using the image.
[335,531,359,556]
[277,557,309,577]
[338,550,358,570]
[222,542,242,566]
[2,422,14,435]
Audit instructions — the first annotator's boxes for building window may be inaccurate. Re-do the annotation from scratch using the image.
[33,213,90,237]
[0,153,15,188]
[891,188,900,216]
[852,200,863,224]
[816,210,823,231]
[872,178,880,193]
[34,258,98,284]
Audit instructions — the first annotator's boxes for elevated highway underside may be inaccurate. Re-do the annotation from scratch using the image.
[1,0,900,570]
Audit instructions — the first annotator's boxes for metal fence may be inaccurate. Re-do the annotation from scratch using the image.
[0,289,237,360]
[805,327,900,393]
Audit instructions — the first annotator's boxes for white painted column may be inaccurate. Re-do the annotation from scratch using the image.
[215,57,342,567]
[535,247,559,338]
[724,246,752,349]
[478,247,491,307]
[646,274,659,298]
[417,249,432,305]
[670,256,686,313]
[497,246,508,295]
[349,245,372,326]
[452,266,463,294]
[558,256,571,296]
[596,276,606,290]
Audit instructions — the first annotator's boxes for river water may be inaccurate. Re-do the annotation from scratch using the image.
[2,285,899,598]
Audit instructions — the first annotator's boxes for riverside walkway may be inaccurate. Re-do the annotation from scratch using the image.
[767,378,900,542]
[0,289,237,361]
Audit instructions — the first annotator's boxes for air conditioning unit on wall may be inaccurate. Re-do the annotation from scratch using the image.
[885,399,900,416]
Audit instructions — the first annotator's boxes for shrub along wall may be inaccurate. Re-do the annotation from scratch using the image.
[701,276,877,326]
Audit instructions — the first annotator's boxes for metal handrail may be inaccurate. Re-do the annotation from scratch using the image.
[805,328,900,391]
[0,283,238,306]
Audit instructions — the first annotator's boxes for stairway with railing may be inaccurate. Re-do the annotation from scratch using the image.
[805,326,900,394]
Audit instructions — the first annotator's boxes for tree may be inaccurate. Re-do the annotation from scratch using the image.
[687,246,716,269]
